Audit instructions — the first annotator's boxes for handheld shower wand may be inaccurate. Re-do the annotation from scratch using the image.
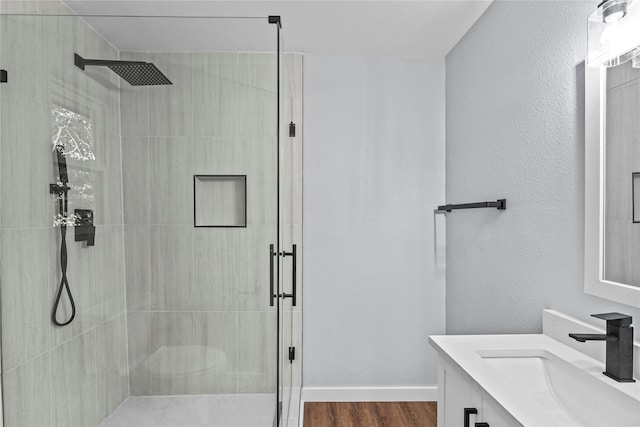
[50,144,75,326]
[55,143,68,185]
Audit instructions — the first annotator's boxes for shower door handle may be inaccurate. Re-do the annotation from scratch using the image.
[269,244,275,307]
[280,244,297,307]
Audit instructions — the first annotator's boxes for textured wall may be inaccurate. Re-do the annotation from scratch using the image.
[0,12,128,427]
[446,1,640,335]
[303,55,446,388]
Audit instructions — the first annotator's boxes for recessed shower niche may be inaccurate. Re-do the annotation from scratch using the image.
[194,175,247,227]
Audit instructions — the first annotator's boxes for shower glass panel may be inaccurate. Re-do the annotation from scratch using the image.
[277,26,303,425]
[0,10,292,427]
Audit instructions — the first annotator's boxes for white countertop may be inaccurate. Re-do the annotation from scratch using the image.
[429,334,640,426]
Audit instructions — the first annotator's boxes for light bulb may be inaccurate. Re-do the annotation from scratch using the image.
[604,10,626,22]
[600,0,628,23]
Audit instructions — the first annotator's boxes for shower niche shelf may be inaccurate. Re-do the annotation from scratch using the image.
[194,175,246,228]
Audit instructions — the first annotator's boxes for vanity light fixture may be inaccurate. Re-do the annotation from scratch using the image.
[600,0,627,23]
[588,0,640,67]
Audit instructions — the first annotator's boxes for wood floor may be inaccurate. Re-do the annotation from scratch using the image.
[303,402,437,427]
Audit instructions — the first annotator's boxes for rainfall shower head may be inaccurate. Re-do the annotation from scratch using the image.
[74,53,172,86]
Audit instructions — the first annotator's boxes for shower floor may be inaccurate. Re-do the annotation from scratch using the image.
[99,394,277,427]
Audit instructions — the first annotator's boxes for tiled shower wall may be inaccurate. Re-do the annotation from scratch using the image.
[604,61,640,286]
[0,11,128,427]
[121,51,303,396]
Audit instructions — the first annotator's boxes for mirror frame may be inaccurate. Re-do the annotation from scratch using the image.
[584,64,640,308]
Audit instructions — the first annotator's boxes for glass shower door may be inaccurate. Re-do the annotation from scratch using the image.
[113,18,282,425]
[0,12,284,427]
[277,28,303,426]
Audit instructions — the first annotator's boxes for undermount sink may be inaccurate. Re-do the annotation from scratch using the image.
[430,313,640,426]
[477,348,640,427]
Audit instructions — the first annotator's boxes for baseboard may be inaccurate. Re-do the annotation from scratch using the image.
[301,386,438,402]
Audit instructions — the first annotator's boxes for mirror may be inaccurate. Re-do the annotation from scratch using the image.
[603,62,640,286]
[585,62,640,307]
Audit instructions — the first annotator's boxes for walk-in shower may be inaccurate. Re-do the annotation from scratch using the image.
[0,8,302,427]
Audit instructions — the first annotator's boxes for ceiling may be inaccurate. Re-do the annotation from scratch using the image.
[64,0,492,56]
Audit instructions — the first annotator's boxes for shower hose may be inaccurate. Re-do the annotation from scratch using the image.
[52,199,76,326]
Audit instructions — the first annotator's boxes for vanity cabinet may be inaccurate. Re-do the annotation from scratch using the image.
[437,356,521,427]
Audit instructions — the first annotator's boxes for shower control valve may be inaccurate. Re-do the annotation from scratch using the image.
[74,209,95,247]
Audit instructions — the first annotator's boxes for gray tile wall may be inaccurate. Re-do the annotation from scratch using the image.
[605,61,640,286]
[0,13,128,427]
[121,51,302,396]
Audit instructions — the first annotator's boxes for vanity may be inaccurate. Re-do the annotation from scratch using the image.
[429,310,640,427]
[429,4,640,426]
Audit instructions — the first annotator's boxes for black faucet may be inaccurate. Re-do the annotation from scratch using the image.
[569,313,635,383]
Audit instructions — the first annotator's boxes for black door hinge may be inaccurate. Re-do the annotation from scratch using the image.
[288,346,295,363]
[0,70,7,83]
[289,122,296,138]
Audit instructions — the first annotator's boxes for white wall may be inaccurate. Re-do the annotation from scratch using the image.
[303,55,446,390]
[446,1,640,334]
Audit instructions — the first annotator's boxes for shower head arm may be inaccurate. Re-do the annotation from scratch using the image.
[73,53,172,86]
[74,53,146,71]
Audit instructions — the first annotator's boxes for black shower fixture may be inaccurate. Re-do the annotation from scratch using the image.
[74,53,172,86]
[50,144,75,327]
[75,209,95,246]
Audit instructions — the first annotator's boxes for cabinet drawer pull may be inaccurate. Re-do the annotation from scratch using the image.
[464,408,478,427]
[475,423,490,427]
